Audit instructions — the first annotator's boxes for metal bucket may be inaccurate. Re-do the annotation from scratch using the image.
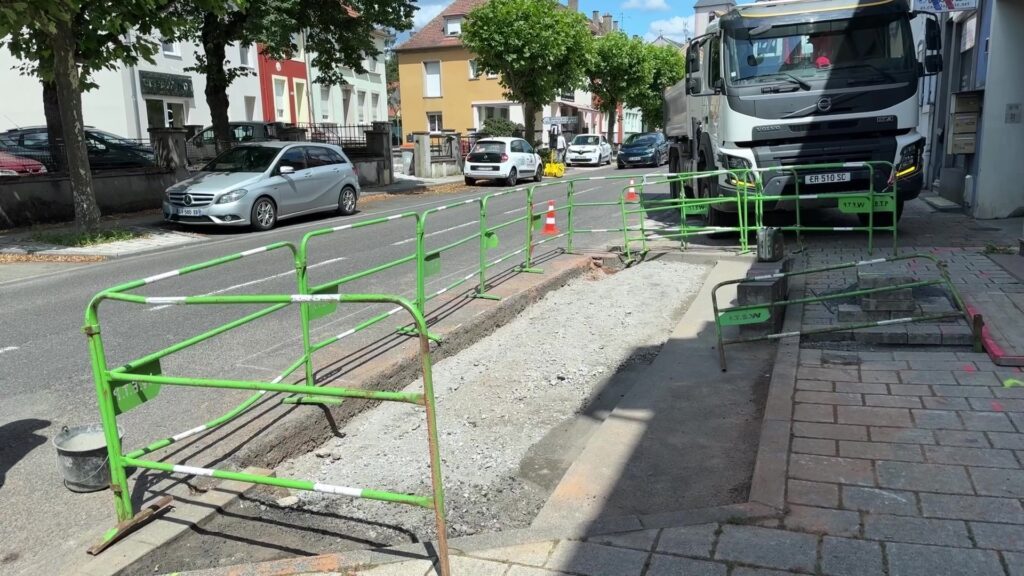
[53,424,124,493]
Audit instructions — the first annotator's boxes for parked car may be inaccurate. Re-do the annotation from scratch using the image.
[617,132,669,169]
[163,141,359,231]
[463,137,543,186]
[187,121,287,167]
[0,126,154,170]
[0,150,47,176]
[565,134,612,167]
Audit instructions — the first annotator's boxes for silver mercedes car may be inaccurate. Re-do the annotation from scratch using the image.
[163,141,360,231]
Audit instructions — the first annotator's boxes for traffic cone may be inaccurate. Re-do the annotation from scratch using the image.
[541,200,559,235]
[626,179,639,202]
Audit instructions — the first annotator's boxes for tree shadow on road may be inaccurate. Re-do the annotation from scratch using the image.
[0,418,50,490]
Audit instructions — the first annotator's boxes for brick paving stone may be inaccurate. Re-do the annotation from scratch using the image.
[656,523,717,558]
[790,454,874,486]
[788,479,839,508]
[821,537,882,576]
[794,391,863,406]
[646,555,726,576]
[971,522,1024,551]
[970,397,1024,411]
[921,396,972,410]
[860,370,901,384]
[837,406,913,427]
[731,569,794,576]
[907,325,942,345]
[890,384,933,396]
[783,505,860,537]
[864,395,922,408]
[932,385,994,397]
[908,360,976,371]
[1006,552,1024,576]
[836,382,889,395]
[472,541,556,566]
[840,441,923,462]
[791,438,837,456]
[876,461,974,494]
[794,403,835,423]
[587,530,659,551]
[934,430,990,447]
[794,422,868,441]
[954,371,1003,386]
[507,566,571,576]
[970,467,1024,497]
[544,541,647,576]
[870,426,935,444]
[900,370,957,385]
[860,361,910,371]
[797,380,834,391]
[863,515,970,546]
[714,525,817,572]
[961,411,1016,432]
[995,388,1024,400]
[447,556,509,576]
[841,486,918,516]
[798,366,861,382]
[1011,413,1024,434]
[920,493,1024,523]
[887,542,1004,576]
[911,409,963,429]
[988,432,1024,449]
[924,445,1019,468]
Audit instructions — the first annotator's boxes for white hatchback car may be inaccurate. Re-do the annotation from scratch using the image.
[464,137,543,186]
[566,134,613,166]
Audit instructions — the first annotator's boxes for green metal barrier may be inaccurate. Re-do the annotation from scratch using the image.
[711,253,978,371]
[84,258,453,574]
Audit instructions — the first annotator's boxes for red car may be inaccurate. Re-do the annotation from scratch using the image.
[0,151,47,176]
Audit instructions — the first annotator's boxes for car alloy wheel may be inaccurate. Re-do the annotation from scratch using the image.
[339,187,357,216]
[251,198,276,231]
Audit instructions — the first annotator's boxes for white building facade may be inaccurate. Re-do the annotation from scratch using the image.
[309,33,390,126]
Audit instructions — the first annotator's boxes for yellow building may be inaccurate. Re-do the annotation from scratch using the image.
[396,0,614,138]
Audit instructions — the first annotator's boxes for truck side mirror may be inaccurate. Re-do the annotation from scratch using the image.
[686,77,703,95]
[926,18,941,51]
[686,46,700,73]
[924,54,943,74]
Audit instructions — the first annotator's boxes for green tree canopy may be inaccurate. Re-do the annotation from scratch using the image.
[462,0,593,146]
[586,32,651,143]
[631,44,685,130]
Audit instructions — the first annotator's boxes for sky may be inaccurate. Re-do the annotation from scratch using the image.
[405,0,701,45]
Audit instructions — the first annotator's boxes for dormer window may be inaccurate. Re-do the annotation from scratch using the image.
[445,17,463,36]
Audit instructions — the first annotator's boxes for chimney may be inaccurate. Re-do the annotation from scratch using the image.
[568,0,578,12]
[613,20,619,31]
[603,13,612,33]
[592,10,600,24]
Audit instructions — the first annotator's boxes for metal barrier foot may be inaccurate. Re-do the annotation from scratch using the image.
[396,326,442,343]
[282,395,345,406]
[472,292,502,301]
[517,266,544,274]
[88,495,173,555]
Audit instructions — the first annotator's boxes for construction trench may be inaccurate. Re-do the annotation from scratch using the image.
[121,255,778,574]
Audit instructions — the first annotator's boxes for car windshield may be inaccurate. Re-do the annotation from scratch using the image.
[725,15,915,86]
[625,134,657,145]
[472,141,506,153]
[202,146,280,173]
[572,136,599,146]
[90,130,142,147]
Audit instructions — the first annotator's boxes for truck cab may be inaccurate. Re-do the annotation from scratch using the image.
[664,0,941,225]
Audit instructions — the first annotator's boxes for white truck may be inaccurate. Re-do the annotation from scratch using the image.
[664,0,942,226]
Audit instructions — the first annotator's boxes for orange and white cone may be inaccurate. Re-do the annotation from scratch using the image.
[541,200,559,235]
[626,179,639,202]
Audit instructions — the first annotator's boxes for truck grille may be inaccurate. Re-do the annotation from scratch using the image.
[168,192,215,207]
[753,137,896,170]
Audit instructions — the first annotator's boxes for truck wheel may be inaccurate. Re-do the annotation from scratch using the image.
[668,150,682,199]
[858,199,904,227]
[700,175,735,229]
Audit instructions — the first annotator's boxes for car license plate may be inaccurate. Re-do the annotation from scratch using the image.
[472,165,496,171]
[628,156,640,161]
[805,172,851,184]
[175,207,203,216]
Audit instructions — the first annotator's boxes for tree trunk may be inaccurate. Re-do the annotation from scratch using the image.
[606,101,616,145]
[202,13,232,153]
[53,21,100,232]
[522,102,537,148]
[42,80,65,172]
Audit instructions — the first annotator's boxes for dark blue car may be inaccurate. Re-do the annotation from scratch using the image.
[617,132,669,169]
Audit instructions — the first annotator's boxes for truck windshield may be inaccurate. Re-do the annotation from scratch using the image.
[725,15,915,87]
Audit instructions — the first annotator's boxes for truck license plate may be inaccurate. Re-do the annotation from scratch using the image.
[175,207,203,216]
[805,172,851,184]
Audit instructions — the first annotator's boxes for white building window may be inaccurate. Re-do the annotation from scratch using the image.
[427,112,443,133]
[445,17,462,36]
[478,105,510,127]
[161,40,180,57]
[371,93,380,121]
[468,59,481,79]
[423,61,441,97]
[291,33,305,61]
[357,91,366,123]
[238,44,253,68]
[320,86,332,121]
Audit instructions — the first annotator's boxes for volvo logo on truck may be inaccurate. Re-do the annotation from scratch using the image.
[816,97,833,112]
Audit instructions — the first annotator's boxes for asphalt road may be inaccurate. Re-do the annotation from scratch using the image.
[0,163,663,575]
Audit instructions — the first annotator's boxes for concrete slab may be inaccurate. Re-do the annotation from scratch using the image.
[532,255,775,531]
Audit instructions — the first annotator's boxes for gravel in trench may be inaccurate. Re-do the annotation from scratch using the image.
[275,259,709,541]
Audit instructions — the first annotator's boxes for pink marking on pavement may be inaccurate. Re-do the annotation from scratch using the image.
[992,401,1005,412]
[962,364,977,372]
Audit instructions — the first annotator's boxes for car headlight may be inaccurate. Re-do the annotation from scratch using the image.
[0,169,18,176]
[216,189,248,204]
[896,140,923,178]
